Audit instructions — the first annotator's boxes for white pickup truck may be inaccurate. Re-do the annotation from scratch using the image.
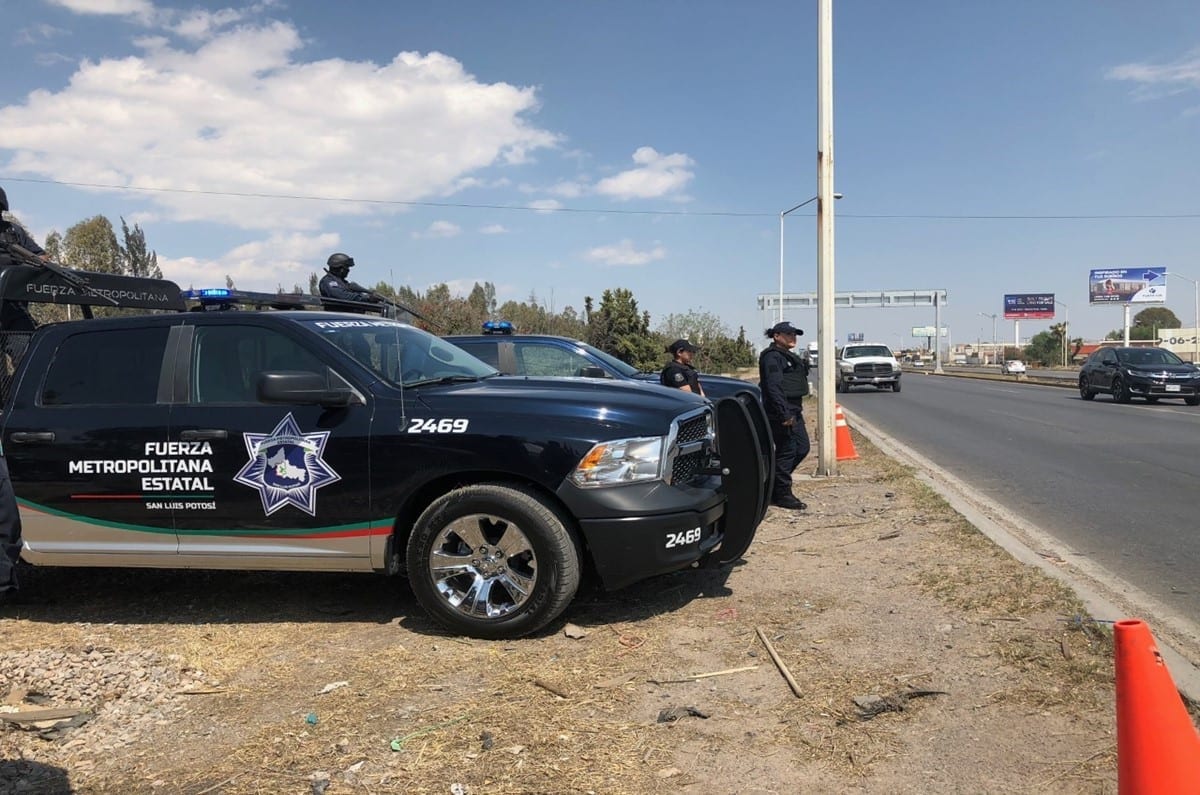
[837,343,902,393]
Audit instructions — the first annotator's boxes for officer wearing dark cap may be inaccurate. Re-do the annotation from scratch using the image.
[661,339,704,396]
[759,321,811,510]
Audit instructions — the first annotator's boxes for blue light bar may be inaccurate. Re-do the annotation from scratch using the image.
[183,288,234,301]
[482,319,514,334]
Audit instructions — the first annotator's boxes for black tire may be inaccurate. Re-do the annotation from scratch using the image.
[892,381,901,393]
[1146,396,1159,404]
[406,484,580,639]
[836,378,847,393]
[1079,376,1095,401]
[1186,396,1200,406]
[1112,376,1131,404]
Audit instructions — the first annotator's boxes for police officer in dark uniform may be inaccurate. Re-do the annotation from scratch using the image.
[660,339,704,396]
[0,187,42,337]
[319,252,384,312]
[0,186,34,599]
[758,321,812,510]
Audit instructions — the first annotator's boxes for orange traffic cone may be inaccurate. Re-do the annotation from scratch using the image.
[834,403,858,461]
[1114,619,1200,793]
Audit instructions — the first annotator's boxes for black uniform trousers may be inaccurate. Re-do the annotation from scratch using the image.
[769,400,811,501]
[0,455,23,592]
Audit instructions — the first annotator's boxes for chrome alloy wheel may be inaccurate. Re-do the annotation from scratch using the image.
[427,514,538,619]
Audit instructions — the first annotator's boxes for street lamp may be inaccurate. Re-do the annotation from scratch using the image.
[1054,300,1070,367]
[778,193,843,321]
[1168,272,1200,364]
[978,312,997,364]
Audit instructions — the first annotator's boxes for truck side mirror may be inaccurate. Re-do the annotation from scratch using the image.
[257,369,359,407]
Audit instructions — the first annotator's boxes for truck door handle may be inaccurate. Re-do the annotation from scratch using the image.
[179,429,228,441]
[10,432,55,444]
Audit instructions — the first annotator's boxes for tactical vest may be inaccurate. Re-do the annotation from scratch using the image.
[781,349,810,399]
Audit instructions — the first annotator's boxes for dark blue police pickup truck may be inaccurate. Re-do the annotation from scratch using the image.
[0,268,771,638]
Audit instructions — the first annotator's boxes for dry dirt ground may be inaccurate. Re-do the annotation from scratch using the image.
[1,418,1123,794]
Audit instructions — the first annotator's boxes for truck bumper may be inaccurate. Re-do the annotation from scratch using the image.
[844,374,900,386]
[557,481,726,590]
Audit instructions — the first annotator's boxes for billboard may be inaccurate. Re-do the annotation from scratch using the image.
[1004,293,1055,319]
[1089,267,1166,304]
[911,326,947,337]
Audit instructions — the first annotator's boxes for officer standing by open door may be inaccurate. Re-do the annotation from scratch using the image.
[758,321,811,511]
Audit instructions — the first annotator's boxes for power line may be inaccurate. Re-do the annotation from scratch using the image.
[4,175,1200,220]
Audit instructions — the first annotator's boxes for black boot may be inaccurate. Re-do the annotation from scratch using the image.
[771,494,807,510]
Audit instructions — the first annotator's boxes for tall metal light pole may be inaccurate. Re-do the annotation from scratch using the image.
[778,194,842,322]
[815,0,838,477]
[1055,300,1069,366]
[978,312,997,364]
[1168,271,1200,364]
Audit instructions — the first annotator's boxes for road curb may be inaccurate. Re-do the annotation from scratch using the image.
[841,405,1200,703]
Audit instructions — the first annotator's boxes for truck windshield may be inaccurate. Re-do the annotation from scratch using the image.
[575,342,641,377]
[845,346,893,358]
[302,319,499,387]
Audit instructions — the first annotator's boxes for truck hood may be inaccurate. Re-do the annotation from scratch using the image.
[409,375,709,438]
[839,356,897,366]
[629,371,762,400]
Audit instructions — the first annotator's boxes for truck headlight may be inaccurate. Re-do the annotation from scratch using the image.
[570,436,664,488]
[839,363,853,374]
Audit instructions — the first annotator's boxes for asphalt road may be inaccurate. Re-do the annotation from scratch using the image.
[835,372,1200,622]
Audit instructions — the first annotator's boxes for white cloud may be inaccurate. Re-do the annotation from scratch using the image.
[0,19,559,231]
[583,239,666,267]
[479,223,508,235]
[158,231,338,291]
[47,0,155,17]
[1107,50,1200,98]
[547,180,586,198]
[412,220,462,239]
[529,199,562,213]
[169,8,256,41]
[593,147,694,201]
[15,23,71,45]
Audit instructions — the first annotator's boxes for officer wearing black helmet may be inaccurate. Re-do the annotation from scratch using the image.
[319,252,384,312]
[0,186,45,336]
[0,186,33,600]
[758,321,811,511]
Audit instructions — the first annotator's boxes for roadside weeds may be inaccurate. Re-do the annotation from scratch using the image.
[0,418,1121,793]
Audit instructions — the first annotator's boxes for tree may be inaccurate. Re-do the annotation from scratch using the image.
[60,216,121,274]
[467,282,497,320]
[1106,307,1181,341]
[656,310,754,373]
[587,288,660,371]
[119,217,162,279]
[1022,331,1060,367]
[42,230,63,262]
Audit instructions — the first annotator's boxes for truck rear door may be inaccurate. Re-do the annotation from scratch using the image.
[3,322,180,561]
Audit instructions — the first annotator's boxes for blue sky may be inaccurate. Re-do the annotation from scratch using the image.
[3,0,1200,351]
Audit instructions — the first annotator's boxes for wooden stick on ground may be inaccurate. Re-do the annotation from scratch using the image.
[756,626,803,698]
[648,665,759,685]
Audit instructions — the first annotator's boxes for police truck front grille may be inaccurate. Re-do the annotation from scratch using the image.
[666,409,714,486]
[676,415,709,445]
[671,452,703,484]
[854,363,893,376]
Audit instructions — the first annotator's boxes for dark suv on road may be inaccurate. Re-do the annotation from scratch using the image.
[1078,346,1200,405]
